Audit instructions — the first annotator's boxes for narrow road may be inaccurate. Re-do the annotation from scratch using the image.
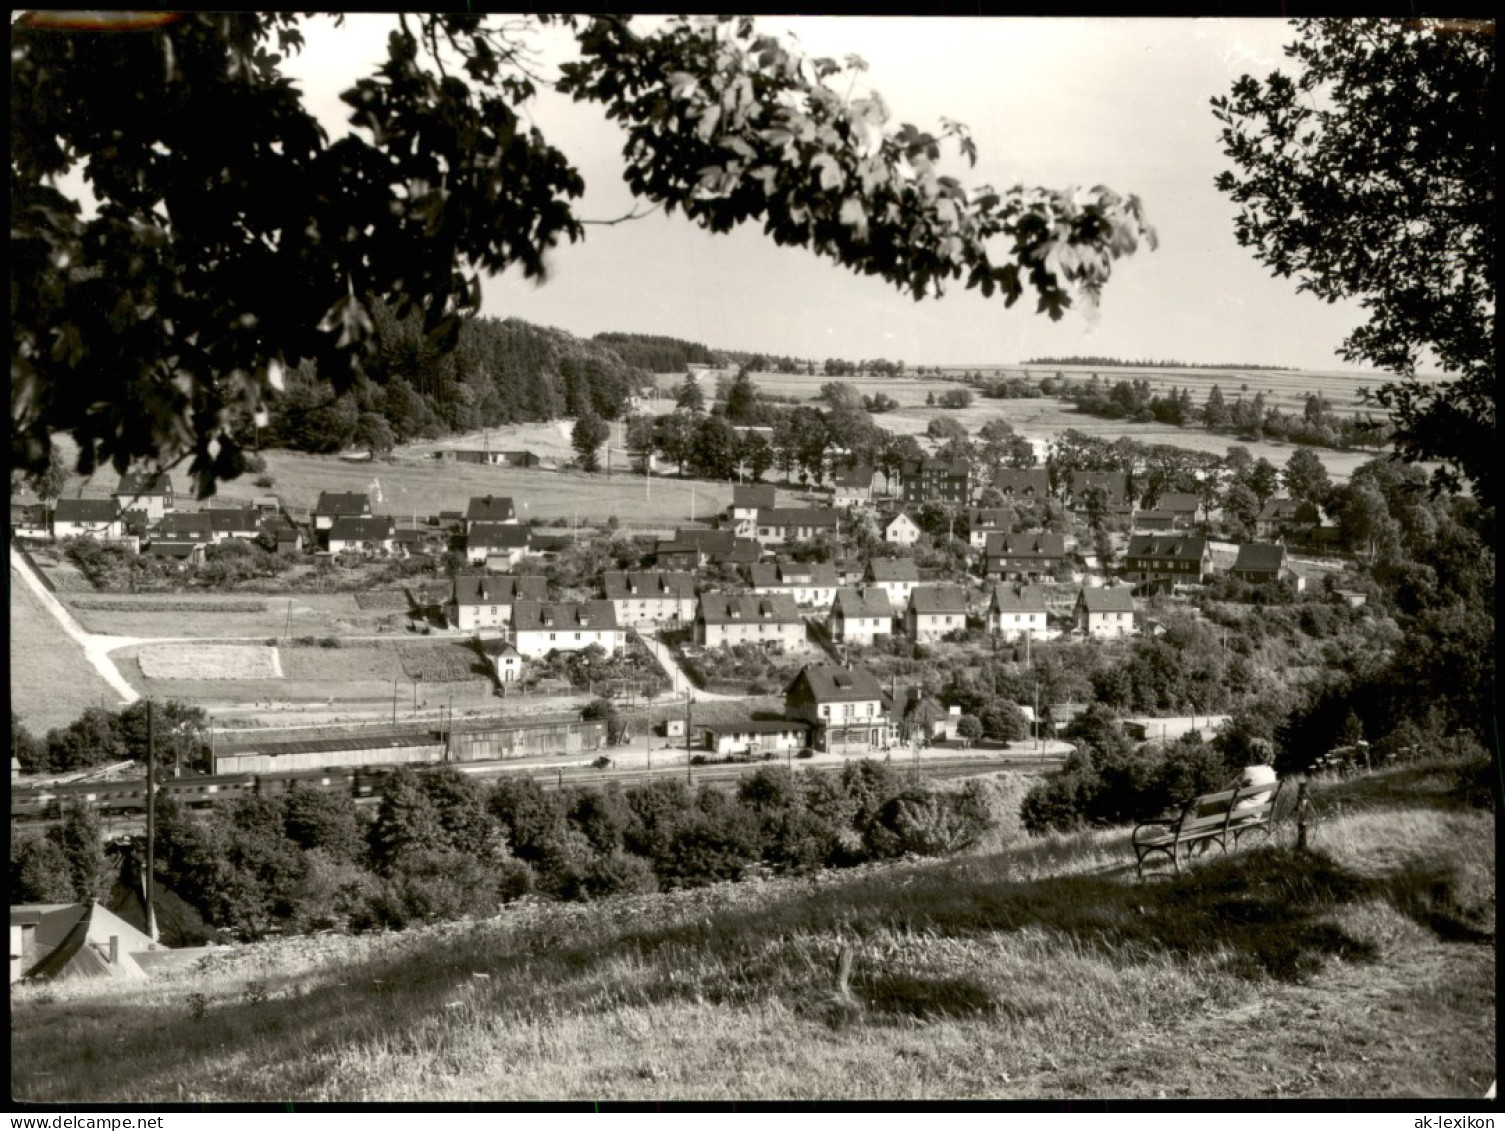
[634,628,741,702]
[10,545,139,706]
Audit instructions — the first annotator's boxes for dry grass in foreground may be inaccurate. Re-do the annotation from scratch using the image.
[9,564,127,731]
[10,755,1494,1102]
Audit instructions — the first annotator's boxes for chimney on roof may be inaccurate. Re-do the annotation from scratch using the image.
[108,935,119,965]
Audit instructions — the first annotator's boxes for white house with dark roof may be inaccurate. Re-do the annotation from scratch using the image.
[152,510,214,545]
[884,512,921,546]
[465,495,519,531]
[449,574,549,631]
[695,593,807,652]
[699,719,810,758]
[602,571,697,627]
[113,471,175,521]
[828,587,895,646]
[754,507,840,547]
[1075,586,1136,638]
[729,483,777,524]
[968,508,1015,550]
[865,557,920,607]
[783,664,892,751]
[206,508,262,543]
[905,585,970,641]
[313,491,371,531]
[829,464,877,508]
[512,600,622,658]
[748,560,839,609]
[327,516,396,555]
[987,584,1050,640]
[467,521,531,566]
[51,498,123,541]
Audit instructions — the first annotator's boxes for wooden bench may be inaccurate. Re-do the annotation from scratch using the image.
[1131,780,1284,880]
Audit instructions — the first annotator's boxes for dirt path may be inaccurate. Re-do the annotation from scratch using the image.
[635,629,742,703]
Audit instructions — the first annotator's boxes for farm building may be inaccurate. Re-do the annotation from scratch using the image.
[512,600,622,658]
[113,470,175,521]
[699,719,810,757]
[436,449,544,468]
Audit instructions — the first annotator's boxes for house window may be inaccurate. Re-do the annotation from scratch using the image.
[575,632,582,641]
[549,633,556,641]
[821,705,830,717]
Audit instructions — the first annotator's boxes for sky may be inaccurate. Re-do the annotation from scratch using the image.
[285,15,1372,372]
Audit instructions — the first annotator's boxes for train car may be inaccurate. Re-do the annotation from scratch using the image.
[159,773,258,810]
[255,767,359,798]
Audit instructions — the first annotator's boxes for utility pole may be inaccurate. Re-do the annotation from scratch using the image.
[145,699,158,943]
[685,690,693,784]
[392,673,398,725]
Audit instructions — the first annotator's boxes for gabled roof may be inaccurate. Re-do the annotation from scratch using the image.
[697,591,802,625]
[17,902,159,982]
[990,584,1050,614]
[884,512,920,532]
[831,464,875,489]
[155,511,214,538]
[1156,492,1199,513]
[465,495,517,523]
[1232,542,1287,573]
[786,663,885,703]
[314,491,371,517]
[1126,534,1209,561]
[671,528,734,552]
[701,719,809,736]
[1078,586,1136,613]
[866,557,919,582]
[54,498,120,522]
[750,560,839,588]
[512,600,619,633]
[833,587,894,620]
[732,484,777,509]
[992,467,1051,496]
[467,522,531,549]
[969,508,1014,529]
[452,574,548,605]
[327,516,395,542]
[603,571,696,600]
[908,585,969,616]
[1065,470,1128,501]
[1257,497,1303,521]
[986,531,1067,558]
[756,507,839,528]
[115,470,173,497]
[206,508,261,532]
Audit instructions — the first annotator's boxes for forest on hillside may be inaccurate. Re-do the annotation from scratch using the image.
[591,333,720,372]
[257,305,662,454]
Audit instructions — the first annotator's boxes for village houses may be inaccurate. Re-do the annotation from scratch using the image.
[313,491,371,532]
[113,471,175,521]
[783,664,892,753]
[697,720,809,759]
[754,507,840,547]
[968,507,1015,550]
[883,512,921,546]
[602,571,697,627]
[829,464,877,508]
[865,557,920,607]
[748,560,839,609]
[467,522,531,566]
[728,483,776,525]
[905,585,970,641]
[511,600,622,659]
[465,495,518,531]
[52,498,123,541]
[828,587,895,647]
[448,574,549,632]
[1124,534,1214,587]
[987,584,1050,641]
[327,516,396,556]
[1230,542,1302,589]
[695,593,807,653]
[1076,586,1137,639]
[984,531,1068,580]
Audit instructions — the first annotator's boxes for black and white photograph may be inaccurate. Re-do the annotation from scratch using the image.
[9,11,1495,1106]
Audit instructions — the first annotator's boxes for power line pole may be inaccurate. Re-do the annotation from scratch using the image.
[145,699,158,943]
[685,690,693,784]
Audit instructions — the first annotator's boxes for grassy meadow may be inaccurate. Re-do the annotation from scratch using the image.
[10,754,1493,1102]
[8,563,127,732]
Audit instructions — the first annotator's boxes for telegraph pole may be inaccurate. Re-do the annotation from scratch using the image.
[145,700,158,943]
[685,690,693,783]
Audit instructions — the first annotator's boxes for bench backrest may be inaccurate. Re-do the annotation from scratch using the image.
[1177,780,1283,835]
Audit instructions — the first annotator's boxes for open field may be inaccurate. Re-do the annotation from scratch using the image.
[61,591,378,639]
[9,564,127,732]
[137,644,282,681]
[9,754,1492,1101]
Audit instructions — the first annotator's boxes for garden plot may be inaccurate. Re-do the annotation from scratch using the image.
[278,646,403,682]
[137,643,283,681]
[397,643,489,683]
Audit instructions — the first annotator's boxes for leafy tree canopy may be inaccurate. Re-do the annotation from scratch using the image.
[13,12,1155,496]
[1212,18,1494,506]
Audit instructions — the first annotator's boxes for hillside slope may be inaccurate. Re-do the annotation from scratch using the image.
[10,756,1494,1102]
